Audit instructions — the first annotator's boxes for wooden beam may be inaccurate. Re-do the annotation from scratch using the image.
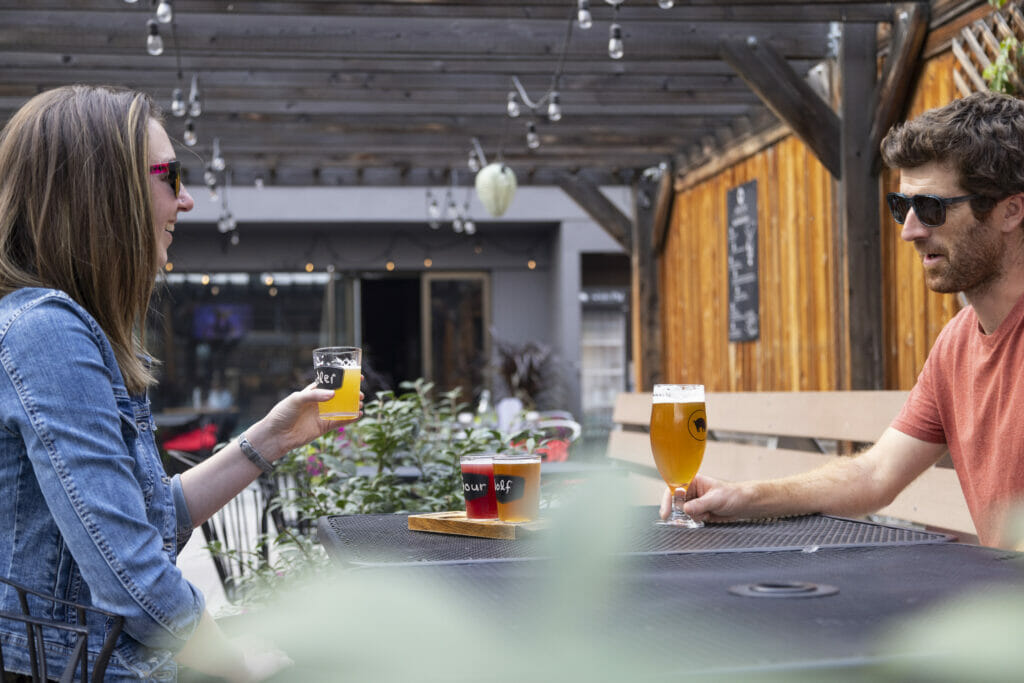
[554,173,632,251]
[870,2,931,172]
[635,168,671,390]
[839,23,883,390]
[720,35,842,178]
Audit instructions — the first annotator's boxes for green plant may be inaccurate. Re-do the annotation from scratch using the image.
[209,378,543,606]
[984,36,1022,94]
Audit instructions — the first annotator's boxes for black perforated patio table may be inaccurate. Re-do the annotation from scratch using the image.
[316,507,952,567]
[313,510,1024,680]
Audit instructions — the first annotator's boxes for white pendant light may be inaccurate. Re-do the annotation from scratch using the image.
[474,163,517,217]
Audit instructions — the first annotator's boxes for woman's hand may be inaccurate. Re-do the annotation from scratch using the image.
[247,383,364,462]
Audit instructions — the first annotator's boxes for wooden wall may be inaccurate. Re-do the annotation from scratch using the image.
[660,49,963,392]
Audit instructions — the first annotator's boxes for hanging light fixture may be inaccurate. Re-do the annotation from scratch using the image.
[658,0,674,7]
[506,91,521,118]
[145,20,164,56]
[170,87,186,117]
[547,92,562,122]
[526,121,540,150]
[577,0,593,29]
[474,163,517,217]
[155,0,173,24]
[188,74,202,117]
[608,23,624,59]
[211,137,226,171]
[183,118,197,146]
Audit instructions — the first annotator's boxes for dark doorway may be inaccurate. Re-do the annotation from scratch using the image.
[361,277,422,394]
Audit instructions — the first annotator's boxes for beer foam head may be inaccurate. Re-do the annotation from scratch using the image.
[652,383,704,404]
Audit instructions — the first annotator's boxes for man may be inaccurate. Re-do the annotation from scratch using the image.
[662,91,1024,548]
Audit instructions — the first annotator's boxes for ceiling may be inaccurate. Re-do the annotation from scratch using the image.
[0,1,978,190]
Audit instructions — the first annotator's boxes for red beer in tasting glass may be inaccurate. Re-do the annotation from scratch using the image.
[460,455,498,519]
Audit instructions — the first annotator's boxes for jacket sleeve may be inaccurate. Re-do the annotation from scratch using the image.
[0,297,204,650]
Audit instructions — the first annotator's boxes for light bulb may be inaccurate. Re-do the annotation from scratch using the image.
[385,260,395,272]
[170,88,186,117]
[183,119,197,146]
[463,218,476,235]
[658,0,674,7]
[211,137,226,171]
[526,122,540,150]
[429,219,441,230]
[254,175,265,189]
[527,259,537,270]
[452,216,464,233]
[230,232,239,246]
[506,92,521,118]
[225,214,237,230]
[547,92,562,122]
[577,0,593,29]
[188,75,202,116]
[423,257,433,268]
[608,24,624,60]
[124,0,138,3]
[156,0,173,24]
[146,20,164,56]
[204,167,217,187]
[468,150,480,172]
[217,216,230,233]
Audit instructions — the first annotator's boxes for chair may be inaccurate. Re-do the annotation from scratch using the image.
[0,575,123,683]
[534,415,582,463]
[165,450,280,603]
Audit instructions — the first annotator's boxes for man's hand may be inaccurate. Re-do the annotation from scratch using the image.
[658,474,751,523]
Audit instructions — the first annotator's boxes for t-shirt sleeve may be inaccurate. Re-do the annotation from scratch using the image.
[891,341,947,445]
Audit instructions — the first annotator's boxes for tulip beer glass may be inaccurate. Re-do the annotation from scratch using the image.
[650,384,707,527]
[312,346,362,420]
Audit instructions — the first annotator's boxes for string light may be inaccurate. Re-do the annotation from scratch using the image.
[155,0,173,23]
[385,260,396,272]
[305,262,315,272]
[188,74,202,117]
[146,20,164,56]
[171,88,186,117]
[527,259,537,270]
[506,91,521,118]
[577,0,593,29]
[658,0,674,7]
[608,23,624,59]
[211,137,226,171]
[526,121,540,150]
[183,118,197,146]
[547,92,562,122]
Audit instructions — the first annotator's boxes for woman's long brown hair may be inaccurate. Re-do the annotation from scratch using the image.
[0,85,161,393]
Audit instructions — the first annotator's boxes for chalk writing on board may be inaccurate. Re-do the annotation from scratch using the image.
[727,180,760,342]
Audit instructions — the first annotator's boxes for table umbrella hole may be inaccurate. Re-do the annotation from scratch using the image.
[728,581,838,598]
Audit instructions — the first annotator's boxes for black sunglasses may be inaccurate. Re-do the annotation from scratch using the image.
[885,192,979,228]
[149,160,181,198]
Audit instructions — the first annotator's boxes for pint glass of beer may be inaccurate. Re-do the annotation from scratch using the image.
[493,454,542,523]
[460,454,498,520]
[312,346,362,420]
[650,384,706,528]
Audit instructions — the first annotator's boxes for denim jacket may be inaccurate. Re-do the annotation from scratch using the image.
[0,288,203,681]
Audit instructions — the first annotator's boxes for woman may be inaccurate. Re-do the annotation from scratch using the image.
[0,85,342,681]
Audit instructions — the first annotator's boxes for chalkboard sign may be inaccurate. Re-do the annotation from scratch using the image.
[727,180,760,342]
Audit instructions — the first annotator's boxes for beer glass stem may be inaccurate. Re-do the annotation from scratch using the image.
[661,486,704,528]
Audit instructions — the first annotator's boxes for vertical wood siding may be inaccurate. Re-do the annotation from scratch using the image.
[662,51,962,391]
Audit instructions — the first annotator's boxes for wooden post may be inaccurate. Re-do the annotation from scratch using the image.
[839,23,883,390]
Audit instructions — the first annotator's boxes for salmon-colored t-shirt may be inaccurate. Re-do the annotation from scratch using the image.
[892,293,1024,547]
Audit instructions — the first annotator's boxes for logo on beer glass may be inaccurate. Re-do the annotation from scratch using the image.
[687,408,707,441]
